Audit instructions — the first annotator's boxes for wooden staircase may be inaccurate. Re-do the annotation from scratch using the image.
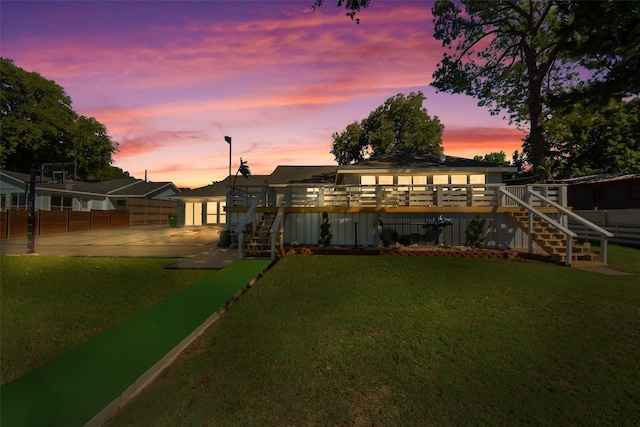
[245,212,280,258]
[507,209,597,263]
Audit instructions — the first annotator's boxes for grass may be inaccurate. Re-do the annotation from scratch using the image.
[0,257,211,385]
[106,245,640,426]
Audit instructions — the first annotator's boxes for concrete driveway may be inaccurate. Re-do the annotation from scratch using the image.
[0,225,238,269]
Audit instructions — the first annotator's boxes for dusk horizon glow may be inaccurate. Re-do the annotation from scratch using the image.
[1,1,525,189]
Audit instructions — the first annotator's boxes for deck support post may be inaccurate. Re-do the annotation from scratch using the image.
[600,235,608,264]
[528,211,534,254]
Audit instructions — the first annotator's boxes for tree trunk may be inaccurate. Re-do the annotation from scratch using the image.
[528,97,546,174]
[527,57,547,175]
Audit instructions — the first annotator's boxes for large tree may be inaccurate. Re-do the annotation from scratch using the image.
[554,1,640,107]
[545,98,640,178]
[330,91,444,165]
[314,0,640,176]
[431,0,581,174]
[0,58,117,178]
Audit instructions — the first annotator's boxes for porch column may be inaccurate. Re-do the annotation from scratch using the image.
[436,186,443,207]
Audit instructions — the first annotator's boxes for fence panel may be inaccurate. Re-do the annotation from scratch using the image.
[110,210,129,228]
[571,209,640,246]
[69,211,92,232]
[127,198,177,225]
[40,211,68,235]
[92,210,111,229]
[0,211,6,239]
[6,210,29,239]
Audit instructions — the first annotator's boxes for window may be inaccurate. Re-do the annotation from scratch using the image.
[397,176,412,191]
[451,175,467,185]
[219,201,226,223]
[11,193,27,210]
[360,175,376,186]
[470,174,486,198]
[433,175,448,185]
[469,174,485,184]
[51,195,73,211]
[630,183,640,200]
[413,176,427,186]
[378,176,393,185]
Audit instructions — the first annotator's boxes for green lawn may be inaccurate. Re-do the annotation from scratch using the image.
[106,246,640,426]
[0,257,211,385]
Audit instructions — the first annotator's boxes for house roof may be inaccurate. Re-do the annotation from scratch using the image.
[0,170,179,197]
[560,170,640,185]
[1,170,33,183]
[268,166,337,185]
[170,175,272,199]
[337,151,516,173]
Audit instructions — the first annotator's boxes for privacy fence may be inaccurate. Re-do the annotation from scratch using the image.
[570,209,640,247]
[1,199,177,239]
[0,210,128,239]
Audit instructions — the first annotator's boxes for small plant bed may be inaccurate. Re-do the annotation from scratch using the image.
[278,245,557,263]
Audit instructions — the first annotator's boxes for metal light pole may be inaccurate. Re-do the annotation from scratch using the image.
[223,136,232,246]
[225,136,232,180]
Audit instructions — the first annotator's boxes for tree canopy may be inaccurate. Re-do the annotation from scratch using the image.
[431,0,585,173]
[545,98,640,178]
[554,1,640,107]
[0,58,117,179]
[330,92,443,165]
[315,1,640,178]
[473,151,510,166]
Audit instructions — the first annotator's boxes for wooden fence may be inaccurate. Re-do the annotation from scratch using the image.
[571,209,640,247]
[0,210,129,239]
[127,198,177,226]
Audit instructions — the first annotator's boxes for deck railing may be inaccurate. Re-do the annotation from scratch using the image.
[229,184,568,208]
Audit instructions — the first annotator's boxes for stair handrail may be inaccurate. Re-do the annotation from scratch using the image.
[269,186,292,260]
[235,185,269,259]
[500,188,577,265]
[527,189,613,263]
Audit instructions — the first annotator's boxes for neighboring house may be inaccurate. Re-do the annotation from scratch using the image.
[561,170,640,210]
[174,151,612,265]
[1,169,180,212]
[169,174,271,227]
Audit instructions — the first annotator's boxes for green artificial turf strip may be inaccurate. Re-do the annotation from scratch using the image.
[0,257,211,384]
[0,259,271,427]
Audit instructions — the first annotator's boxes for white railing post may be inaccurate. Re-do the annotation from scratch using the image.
[318,186,324,207]
[560,185,567,208]
[526,184,533,206]
[436,186,443,207]
[600,235,608,264]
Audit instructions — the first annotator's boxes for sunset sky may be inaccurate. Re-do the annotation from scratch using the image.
[1,0,525,188]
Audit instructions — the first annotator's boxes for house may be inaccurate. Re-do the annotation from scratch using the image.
[562,170,640,210]
[1,170,180,212]
[1,170,181,237]
[173,151,613,265]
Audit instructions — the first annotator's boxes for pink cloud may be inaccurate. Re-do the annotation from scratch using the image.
[3,1,530,190]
